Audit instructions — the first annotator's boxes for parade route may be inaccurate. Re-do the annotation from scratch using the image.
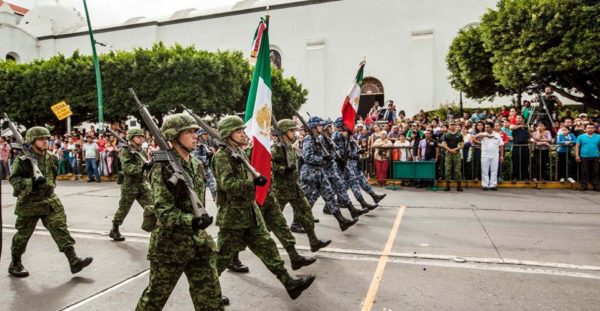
[2,180,600,310]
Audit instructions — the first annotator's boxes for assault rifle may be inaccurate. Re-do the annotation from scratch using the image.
[270,114,292,168]
[288,105,331,157]
[129,89,212,229]
[4,113,46,185]
[179,105,261,178]
[103,126,150,166]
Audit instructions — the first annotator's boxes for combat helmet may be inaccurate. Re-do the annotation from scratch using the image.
[218,115,245,139]
[126,128,145,141]
[307,116,323,129]
[25,127,51,144]
[161,113,199,141]
[277,119,297,133]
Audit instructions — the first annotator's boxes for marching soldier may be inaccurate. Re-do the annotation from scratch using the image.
[8,127,93,277]
[300,116,358,231]
[333,118,386,205]
[320,119,369,218]
[213,115,315,301]
[192,128,216,200]
[110,128,154,241]
[272,119,332,252]
[136,114,224,310]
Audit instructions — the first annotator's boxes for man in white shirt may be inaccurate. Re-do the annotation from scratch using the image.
[475,122,504,190]
[82,135,100,182]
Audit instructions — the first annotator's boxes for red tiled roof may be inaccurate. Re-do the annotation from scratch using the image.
[0,1,29,16]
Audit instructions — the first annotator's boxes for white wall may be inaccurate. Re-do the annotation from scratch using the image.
[0,25,38,62]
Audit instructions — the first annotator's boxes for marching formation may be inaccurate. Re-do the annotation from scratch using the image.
[4,99,387,310]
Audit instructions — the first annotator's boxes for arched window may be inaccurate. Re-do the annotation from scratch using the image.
[270,49,282,69]
[6,52,19,62]
[361,77,384,95]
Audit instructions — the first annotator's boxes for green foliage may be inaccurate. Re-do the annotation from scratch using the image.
[447,0,600,110]
[0,43,307,130]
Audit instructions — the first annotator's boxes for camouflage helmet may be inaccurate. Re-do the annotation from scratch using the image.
[126,128,144,141]
[196,128,207,136]
[307,116,323,129]
[334,117,344,128]
[322,118,333,129]
[218,115,246,139]
[161,113,199,141]
[25,126,51,144]
[277,119,297,133]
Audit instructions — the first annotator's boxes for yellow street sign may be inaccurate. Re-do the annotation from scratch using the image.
[51,101,73,121]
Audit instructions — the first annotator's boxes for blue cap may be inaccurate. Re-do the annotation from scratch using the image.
[334,117,344,128]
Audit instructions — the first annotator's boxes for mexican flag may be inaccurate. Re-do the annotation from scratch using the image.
[341,61,365,133]
[244,17,272,205]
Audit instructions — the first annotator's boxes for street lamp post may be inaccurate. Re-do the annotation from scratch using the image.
[82,0,104,127]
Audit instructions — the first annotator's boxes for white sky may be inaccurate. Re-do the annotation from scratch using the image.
[10,0,240,26]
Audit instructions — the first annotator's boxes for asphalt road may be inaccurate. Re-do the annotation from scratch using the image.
[1,180,600,311]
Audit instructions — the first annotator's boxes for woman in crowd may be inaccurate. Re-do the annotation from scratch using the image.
[393,132,412,162]
[531,122,552,181]
[470,121,485,181]
[372,130,393,186]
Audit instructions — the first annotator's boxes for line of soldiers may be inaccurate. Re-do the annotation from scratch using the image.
[7,112,386,310]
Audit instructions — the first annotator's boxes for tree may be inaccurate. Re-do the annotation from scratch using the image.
[0,43,308,129]
[481,0,600,109]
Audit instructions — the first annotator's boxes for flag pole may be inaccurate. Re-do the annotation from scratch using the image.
[82,0,104,128]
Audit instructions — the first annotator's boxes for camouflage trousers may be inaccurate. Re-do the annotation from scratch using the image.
[113,182,153,226]
[260,192,296,250]
[136,253,223,311]
[323,163,352,206]
[344,160,377,198]
[273,184,319,245]
[300,166,340,214]
[12,208,76,256]
[444,152,462,181]
[205,167,216,201]
[216,224,291,285]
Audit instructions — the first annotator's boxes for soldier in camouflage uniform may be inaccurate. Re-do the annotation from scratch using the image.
[8,127,93,277]
[300,116,358,231]
[192,128,216,201]
[213,115,315,301]
[333,118,386,206]
[440,121,464,192]
[136,113,224,310]
[320,118,369,218]
[272,119,332,251]
[110,128,154,241]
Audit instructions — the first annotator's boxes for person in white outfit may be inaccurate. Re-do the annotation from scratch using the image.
[475,122,504,191]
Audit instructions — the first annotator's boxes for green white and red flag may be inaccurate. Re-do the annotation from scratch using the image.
[341,61,365,133]
[244,17,272,205]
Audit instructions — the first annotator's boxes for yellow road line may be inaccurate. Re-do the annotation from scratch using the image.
[361,205,406,311]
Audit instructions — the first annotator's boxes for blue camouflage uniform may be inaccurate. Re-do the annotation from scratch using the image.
[320,120,352,209]
[300,117,341,215]
[192,129,216,200]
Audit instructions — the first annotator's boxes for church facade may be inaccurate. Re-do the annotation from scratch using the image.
[1,0,499,117]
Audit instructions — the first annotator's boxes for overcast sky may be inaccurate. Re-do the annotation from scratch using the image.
[10,0,240,26]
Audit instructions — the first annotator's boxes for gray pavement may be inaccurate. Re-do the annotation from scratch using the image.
[1,180,600,310]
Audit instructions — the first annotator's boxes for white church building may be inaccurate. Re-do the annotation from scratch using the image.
[0,0,501,118]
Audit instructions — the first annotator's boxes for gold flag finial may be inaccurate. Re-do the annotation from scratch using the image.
[266,6,270,20]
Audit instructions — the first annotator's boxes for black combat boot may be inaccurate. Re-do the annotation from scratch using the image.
[221,295,230,306]
[290,219,306,233]
[285,274,316,300]
[333,212,358,232]
[370,192,387,203]
[8,255,29,278]
[64,247,93,274]
[322,205,332,215]
[456,181,463,192]
[307,231,332,252]
[444,183,451,191]
[286,246,317,270]
[227,252,249,273]
[109,223,125,242]
[358,197,378,210]
[347,202,369,218]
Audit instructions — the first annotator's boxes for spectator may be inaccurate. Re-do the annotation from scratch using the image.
[394,132,412,162]
[475,122,504,191]
[66,137,79,179]
[521,100,533,122]
[531,122,552,182]
[106,139,118,178]
[501,120,513,152]
[499,106,510,118]
[510,115,530,180]
[0,136,11,179]
[470,108,486,123]
[575,124,600,191]
[55,141,68,176]
[508,108,518,124]
[97,134,108,176]
[387,125,401,144]
[470,121,485,181]
[372,130,392,186]
[416,130,438,188]
[82,135,100,182]
[556,126,577,183]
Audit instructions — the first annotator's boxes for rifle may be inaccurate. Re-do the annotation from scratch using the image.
[270,114,292,168]
[104,126,149,166]
[129,89,212,229]
[179,105,261,178]
[3,113,45,185]
[288,104,331,157]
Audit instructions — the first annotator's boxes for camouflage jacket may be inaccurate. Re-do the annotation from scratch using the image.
[147,152,216,263]
[9,151,62,216]
[332,131,348,159]
[119,145,147,182]
[212,147,264,229]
